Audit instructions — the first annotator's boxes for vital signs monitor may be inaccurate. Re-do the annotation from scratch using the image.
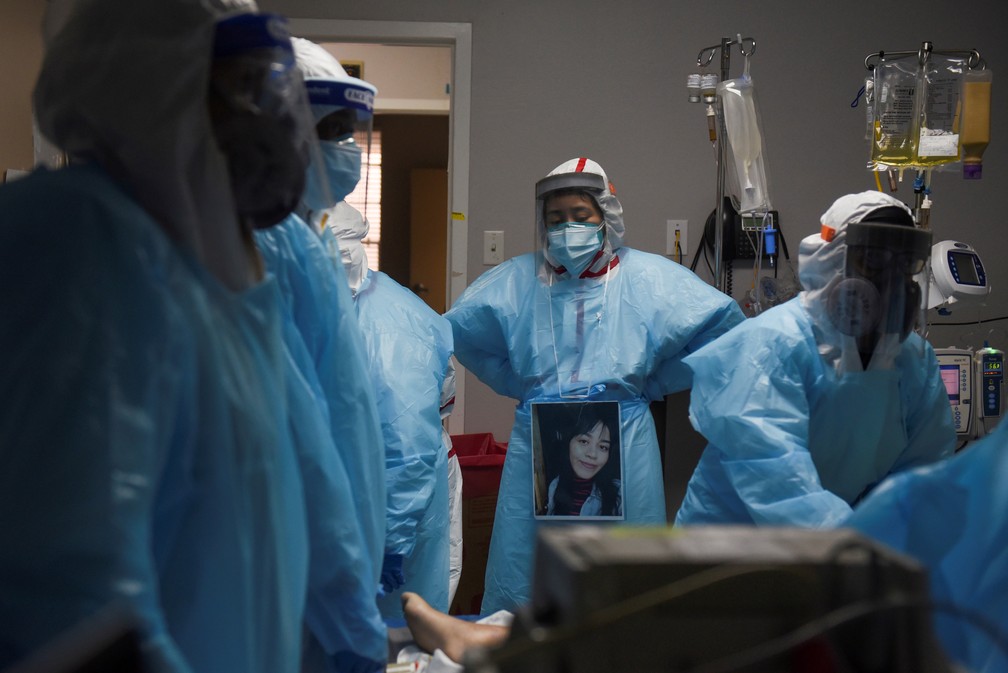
[928,241,990,309]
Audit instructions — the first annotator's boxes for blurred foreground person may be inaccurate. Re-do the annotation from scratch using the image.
[848,421,1008,673]
[0,1,321,672]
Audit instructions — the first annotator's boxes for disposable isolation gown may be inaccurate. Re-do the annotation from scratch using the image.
[255,215,387,666]
[847,421,1008,673]
[350,270,454,618]
[255,216,386,582]
[0,164,309,673]
[675,297,955,527]
[446,249,744,613]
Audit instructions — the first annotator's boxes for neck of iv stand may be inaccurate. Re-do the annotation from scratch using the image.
[712,36,732,293]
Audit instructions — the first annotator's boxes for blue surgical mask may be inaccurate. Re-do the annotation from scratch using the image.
[547,222,604,277]
[301,139,362,213]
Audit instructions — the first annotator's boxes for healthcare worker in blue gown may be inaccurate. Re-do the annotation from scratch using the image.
[675,191,955,528]
[252,38,389,670]
[445,157,745,614]
[327,201,455,619]
[270,37,387,583]
[847,421,1008,673]
[0,3,325,672]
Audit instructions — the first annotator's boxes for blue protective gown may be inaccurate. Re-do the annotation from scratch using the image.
[0,165,309,673]
[351,270,453,618]
[846,421,1008,673]
[255,216,387,666]
[675,297,956,528]
[445,249,744,613]
[255,216,386,582]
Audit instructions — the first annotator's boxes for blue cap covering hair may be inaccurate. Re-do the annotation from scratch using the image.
[213,12,293,58]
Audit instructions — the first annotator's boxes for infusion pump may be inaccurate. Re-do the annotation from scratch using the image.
[935,347,1004,439]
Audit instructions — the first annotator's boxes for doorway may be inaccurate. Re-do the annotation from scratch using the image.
[287,19,472,434]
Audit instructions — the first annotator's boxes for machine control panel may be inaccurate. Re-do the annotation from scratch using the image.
[935,348,973,437]
[977,348,1004,421]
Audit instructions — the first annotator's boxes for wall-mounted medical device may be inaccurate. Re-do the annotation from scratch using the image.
[928,240,991,309]
[935,348,974,437]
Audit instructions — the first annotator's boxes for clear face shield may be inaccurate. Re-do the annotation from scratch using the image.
[301,79,375,224]
[826,221,933,364]
[535,172,608,279]
[209,13,318,230]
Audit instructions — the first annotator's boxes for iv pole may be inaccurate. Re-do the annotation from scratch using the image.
[696,35,756,293]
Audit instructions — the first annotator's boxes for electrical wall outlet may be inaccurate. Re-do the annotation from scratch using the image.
[666,219,688,257]
[484,230,504,265]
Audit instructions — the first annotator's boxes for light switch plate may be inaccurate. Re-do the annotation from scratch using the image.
[484,230,504,265]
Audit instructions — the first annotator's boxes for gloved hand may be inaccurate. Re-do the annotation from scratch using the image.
[331,650,384,673]
[380,553,405,595]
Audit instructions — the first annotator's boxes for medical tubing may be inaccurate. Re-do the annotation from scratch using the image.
[750,228,763,313]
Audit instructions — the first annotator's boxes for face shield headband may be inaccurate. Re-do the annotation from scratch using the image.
[535,171,607,200]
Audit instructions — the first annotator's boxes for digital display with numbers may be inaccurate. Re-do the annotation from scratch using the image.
[984,361,1002,375]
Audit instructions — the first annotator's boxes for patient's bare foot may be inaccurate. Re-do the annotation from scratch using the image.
[401,591,509,663]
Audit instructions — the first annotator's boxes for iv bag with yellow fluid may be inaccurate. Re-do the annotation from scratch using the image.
[717,73,772,215]
[870,53,923,169]
[915,55,969,168]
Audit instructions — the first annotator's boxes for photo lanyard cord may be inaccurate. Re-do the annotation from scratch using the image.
[546,267,610,400]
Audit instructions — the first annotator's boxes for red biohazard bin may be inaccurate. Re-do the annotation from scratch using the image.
[448,433,508,615]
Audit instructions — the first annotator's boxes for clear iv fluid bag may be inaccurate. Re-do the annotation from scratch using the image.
[870,53,920,169]
[869,53,971,170]
[916,55,968,168]
[718,74,772,215]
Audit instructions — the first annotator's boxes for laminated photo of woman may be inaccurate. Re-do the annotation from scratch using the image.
[537,402,622,519]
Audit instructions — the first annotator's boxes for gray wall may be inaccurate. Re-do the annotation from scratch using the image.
[262,0,1008,440]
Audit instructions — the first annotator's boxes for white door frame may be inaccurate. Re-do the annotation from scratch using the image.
[287,19,471,434]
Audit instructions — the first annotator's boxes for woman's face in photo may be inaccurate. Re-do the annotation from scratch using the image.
[568,420,611,480]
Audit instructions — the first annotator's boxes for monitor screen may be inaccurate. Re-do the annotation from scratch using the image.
[950,251,981,286]
[940,364,960,403]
